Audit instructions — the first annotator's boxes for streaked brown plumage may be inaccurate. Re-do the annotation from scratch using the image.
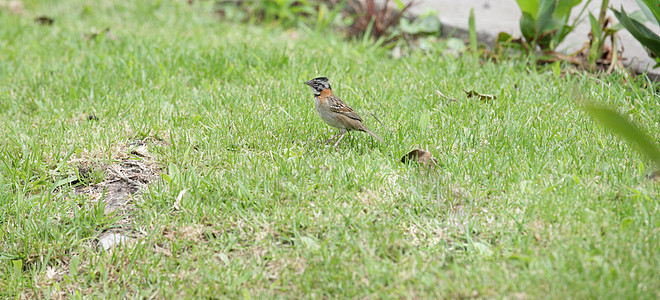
[304,77,383,147]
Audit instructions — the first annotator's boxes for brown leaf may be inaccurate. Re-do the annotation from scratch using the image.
[464,89,496,101]
[34,16,54,26]
[648,170,660,182]
[400,149,438,167]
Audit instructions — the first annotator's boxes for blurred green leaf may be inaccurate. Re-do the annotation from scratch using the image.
[639,0,660,26]
[393,0,406,11]
[520,12,537,42]
[636,0,656,25]
[416,15,441,33]
[13,260,23,278]
[516,0,540,17]
[52,175,78,192]
[469,8,477,56]
[584,103,660,169]
[536,0,557,33]
[399,15,441,35]
[553,23,575,48]
[612,6,660,67]
[516,0,584,50]
[497,31,514,42]
[588,13,603,66]
[161,173,172,185]
[626,10,650,24]
[555,0,583,20]
[552,61,561,79]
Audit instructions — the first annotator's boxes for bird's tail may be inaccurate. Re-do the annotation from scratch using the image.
[364,128,384,144]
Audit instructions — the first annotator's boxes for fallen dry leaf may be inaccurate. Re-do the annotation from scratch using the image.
[464,90,496,101]
[34,16,54,26]
[400,149,438,167]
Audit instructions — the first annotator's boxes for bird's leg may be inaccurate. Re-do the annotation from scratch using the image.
[324,129,344,144]
[333,129,348,148]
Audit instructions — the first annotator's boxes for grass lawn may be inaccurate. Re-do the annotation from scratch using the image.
[1,0,659,298]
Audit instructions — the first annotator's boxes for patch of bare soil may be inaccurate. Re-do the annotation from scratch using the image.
[73,139,162,251]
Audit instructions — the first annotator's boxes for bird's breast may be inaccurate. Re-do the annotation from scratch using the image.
[314,95,325,107]
[314,95,345,129]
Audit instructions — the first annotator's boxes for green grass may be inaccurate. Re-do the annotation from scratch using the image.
[1,0,659,298]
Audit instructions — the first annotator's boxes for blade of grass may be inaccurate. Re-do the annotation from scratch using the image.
[469,8,477,59]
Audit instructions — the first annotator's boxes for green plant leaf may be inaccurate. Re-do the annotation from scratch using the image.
[516,0,540,17]
[469,8,478,55]
[520,12,537,42]
[13,259,23,278]
[639,0,660,27]
[588,13,603,66]
[612,6,660,65]
[607,10,648,34]
[496,31,526,51]
[161,173,172,185]
[555,0,583,20]
[584,103,660,169]
[399,18,416,34]
[628,10,650,23]
[636,0,655,25]
[536,0,557,33]
[416,15,441,34]
[554,23,575,47]
[399,15,441,35]
[497,31,514,42]
[540,18,562,48]
[393,0,406,11]
[52,175,78,192]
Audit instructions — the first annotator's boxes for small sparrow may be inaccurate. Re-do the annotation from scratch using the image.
[304,77,383,147]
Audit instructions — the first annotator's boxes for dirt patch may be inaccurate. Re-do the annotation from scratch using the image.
[76,158,158,214]
[73,139,162,250]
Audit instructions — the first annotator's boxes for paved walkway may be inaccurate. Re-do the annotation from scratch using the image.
[412,0,659,75]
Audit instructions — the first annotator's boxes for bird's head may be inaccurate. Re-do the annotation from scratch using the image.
[304,77,331,96]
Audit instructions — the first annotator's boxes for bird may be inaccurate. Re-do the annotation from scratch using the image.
[304,77,384,147]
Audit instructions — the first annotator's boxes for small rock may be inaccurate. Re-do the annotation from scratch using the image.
[98,233,129,251]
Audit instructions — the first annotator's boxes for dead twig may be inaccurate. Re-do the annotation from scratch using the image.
[369,112,390,131]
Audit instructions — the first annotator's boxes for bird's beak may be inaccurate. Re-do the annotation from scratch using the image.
[304,80,311,86]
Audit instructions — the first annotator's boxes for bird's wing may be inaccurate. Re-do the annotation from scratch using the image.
[327,95,363,122]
